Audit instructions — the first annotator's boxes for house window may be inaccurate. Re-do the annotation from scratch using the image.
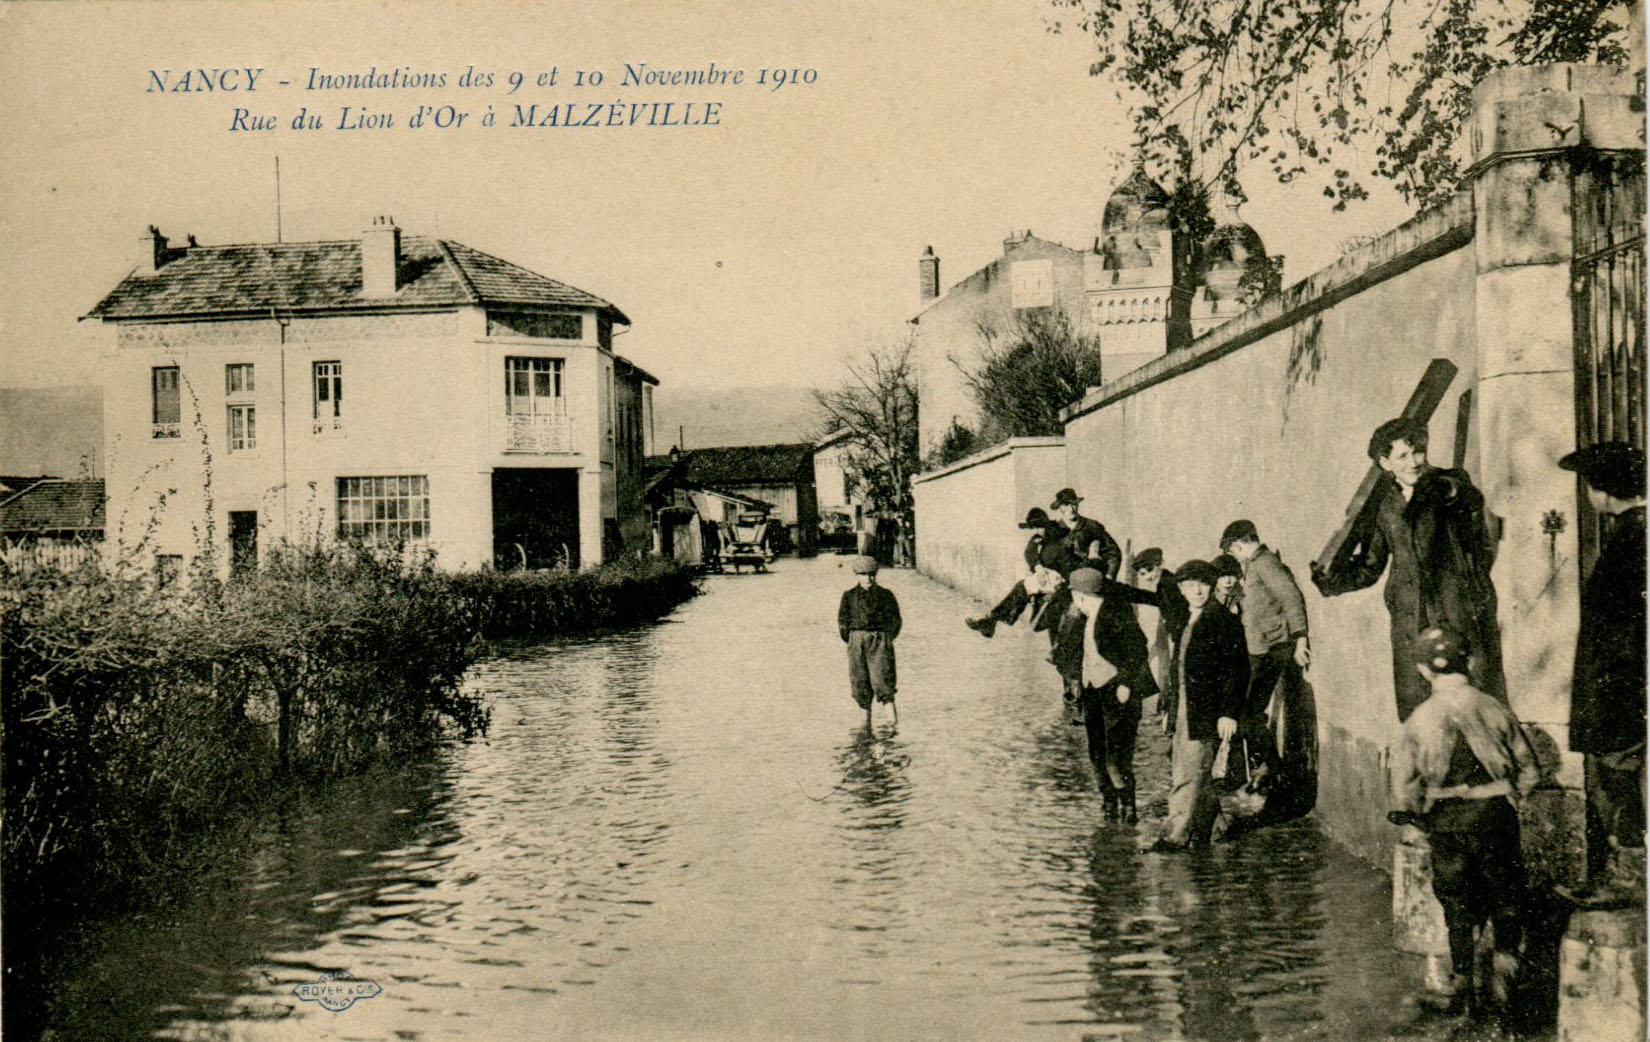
[313,361,343,433]
[155,553,183,589]
[505,357,565,415]
[151,366,180,438]
[225,363,255,395]
[337,475,430,543]
[227,404,257,451]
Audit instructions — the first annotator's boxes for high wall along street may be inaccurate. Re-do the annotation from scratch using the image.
[913,63,1646,1036]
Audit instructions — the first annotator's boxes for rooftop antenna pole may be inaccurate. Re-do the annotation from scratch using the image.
[679,425,685,451]
[274,155,283,243]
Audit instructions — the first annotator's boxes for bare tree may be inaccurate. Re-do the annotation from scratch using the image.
[811,336,921,563]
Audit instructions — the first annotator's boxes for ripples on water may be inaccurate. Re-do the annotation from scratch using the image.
[37,558,1436,1042]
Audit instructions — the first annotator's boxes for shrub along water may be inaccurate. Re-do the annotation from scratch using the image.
[1,546,699,915]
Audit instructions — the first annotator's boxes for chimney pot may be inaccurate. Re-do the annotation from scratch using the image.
[138,226,168,275]
[361,216,402,297]
[918,245,941,302]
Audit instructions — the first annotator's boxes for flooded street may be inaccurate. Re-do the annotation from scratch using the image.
[42,557,1449,1042]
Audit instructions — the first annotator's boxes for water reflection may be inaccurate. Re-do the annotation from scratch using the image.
[34,559,1454,1042]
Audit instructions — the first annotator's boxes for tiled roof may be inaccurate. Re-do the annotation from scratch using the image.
[0,475,53,500]
[679,443,814,487]
[85,236,628,324]
[0,479,105,532]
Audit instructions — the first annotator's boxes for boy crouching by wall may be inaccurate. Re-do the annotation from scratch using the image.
[1387,625,1541,1018]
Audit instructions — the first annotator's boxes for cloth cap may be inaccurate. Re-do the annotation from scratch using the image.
[1219,519,1258,550]
[1212,553,1243,579]
[1412,625,1469,674]
[1050,487,1083,509]
[1132,547,1164,570]
[1559,441,1646,500]
[1176,559,1218,586]
[850,555,880,575]
[1068,567,1104,595]
[1019,507,1052,529]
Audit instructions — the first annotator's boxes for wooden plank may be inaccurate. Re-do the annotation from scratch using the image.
[1313,358,1459,574]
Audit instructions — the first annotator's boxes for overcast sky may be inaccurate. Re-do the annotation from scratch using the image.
[0,0,1413,396]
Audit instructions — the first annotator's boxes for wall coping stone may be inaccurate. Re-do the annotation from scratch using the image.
[1061,190,1476,423]
[913,436,1065,485]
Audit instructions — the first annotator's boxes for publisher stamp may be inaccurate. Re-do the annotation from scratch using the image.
[291,970,384,1012]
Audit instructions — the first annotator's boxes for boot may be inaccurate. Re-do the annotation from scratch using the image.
[1101,789,1120,821]
[1414,974,1472,1016]
[1122,791,1138,825]
[965,616,997,638]
[1559,841,1645,908]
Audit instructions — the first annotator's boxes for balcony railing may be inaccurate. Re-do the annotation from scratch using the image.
[151,422,181,439]
[312,416,346,438]
[505,413,574,454]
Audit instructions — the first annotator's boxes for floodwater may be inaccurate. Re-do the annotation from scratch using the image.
[35,557,1456,1042]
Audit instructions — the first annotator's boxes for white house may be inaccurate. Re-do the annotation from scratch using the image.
[87,219,657,574]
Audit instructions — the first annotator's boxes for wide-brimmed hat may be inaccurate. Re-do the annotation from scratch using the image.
[1050,487,1083,509]
[1559,441,1646,500]
[850,555,880,575]
[1176,559,1218,586]
[1019,507,1052,529]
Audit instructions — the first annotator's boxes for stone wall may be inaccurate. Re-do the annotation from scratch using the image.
[912,436,1066,603]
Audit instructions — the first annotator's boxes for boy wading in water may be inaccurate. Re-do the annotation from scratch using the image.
[1388,626,1540,1019]
[839,555,901,729]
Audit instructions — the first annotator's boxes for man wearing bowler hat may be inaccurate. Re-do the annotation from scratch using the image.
[1049,488,1122,581]
[1558,441,1646,905]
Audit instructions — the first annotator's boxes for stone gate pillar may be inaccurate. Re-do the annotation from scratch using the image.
[1466,62,1644,887]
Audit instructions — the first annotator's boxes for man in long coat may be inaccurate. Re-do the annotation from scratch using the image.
[1559,441,1646,898]
[1312,418,1504,721]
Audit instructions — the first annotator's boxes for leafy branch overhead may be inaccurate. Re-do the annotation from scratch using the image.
[1050,0,1631,210]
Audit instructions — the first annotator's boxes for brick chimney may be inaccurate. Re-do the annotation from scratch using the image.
[137,225,168,275]
[361,215,401,297]
[918,245,940,302]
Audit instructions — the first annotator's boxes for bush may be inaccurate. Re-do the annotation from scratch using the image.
[0,548,699,913]
[449,554,700,639]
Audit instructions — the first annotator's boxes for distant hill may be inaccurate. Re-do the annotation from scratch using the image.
[0,386,102,477]
[652,385,825,452]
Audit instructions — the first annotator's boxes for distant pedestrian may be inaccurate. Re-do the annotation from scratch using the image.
[967,508,1063,638]
[1061,567,1159,823]
[1153,560,1248,852]
[839,555,902,729]
[1557,441,1646,905]
[1312,418,1504,720]
[1387,626,1540,1017]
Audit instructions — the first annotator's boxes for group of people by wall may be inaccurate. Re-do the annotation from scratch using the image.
[961,418,1646,1020]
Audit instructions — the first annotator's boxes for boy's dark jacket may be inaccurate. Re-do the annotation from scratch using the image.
[1050,579,1159,697]
[1572,505,1647,754]
[1170,605,1250,740]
